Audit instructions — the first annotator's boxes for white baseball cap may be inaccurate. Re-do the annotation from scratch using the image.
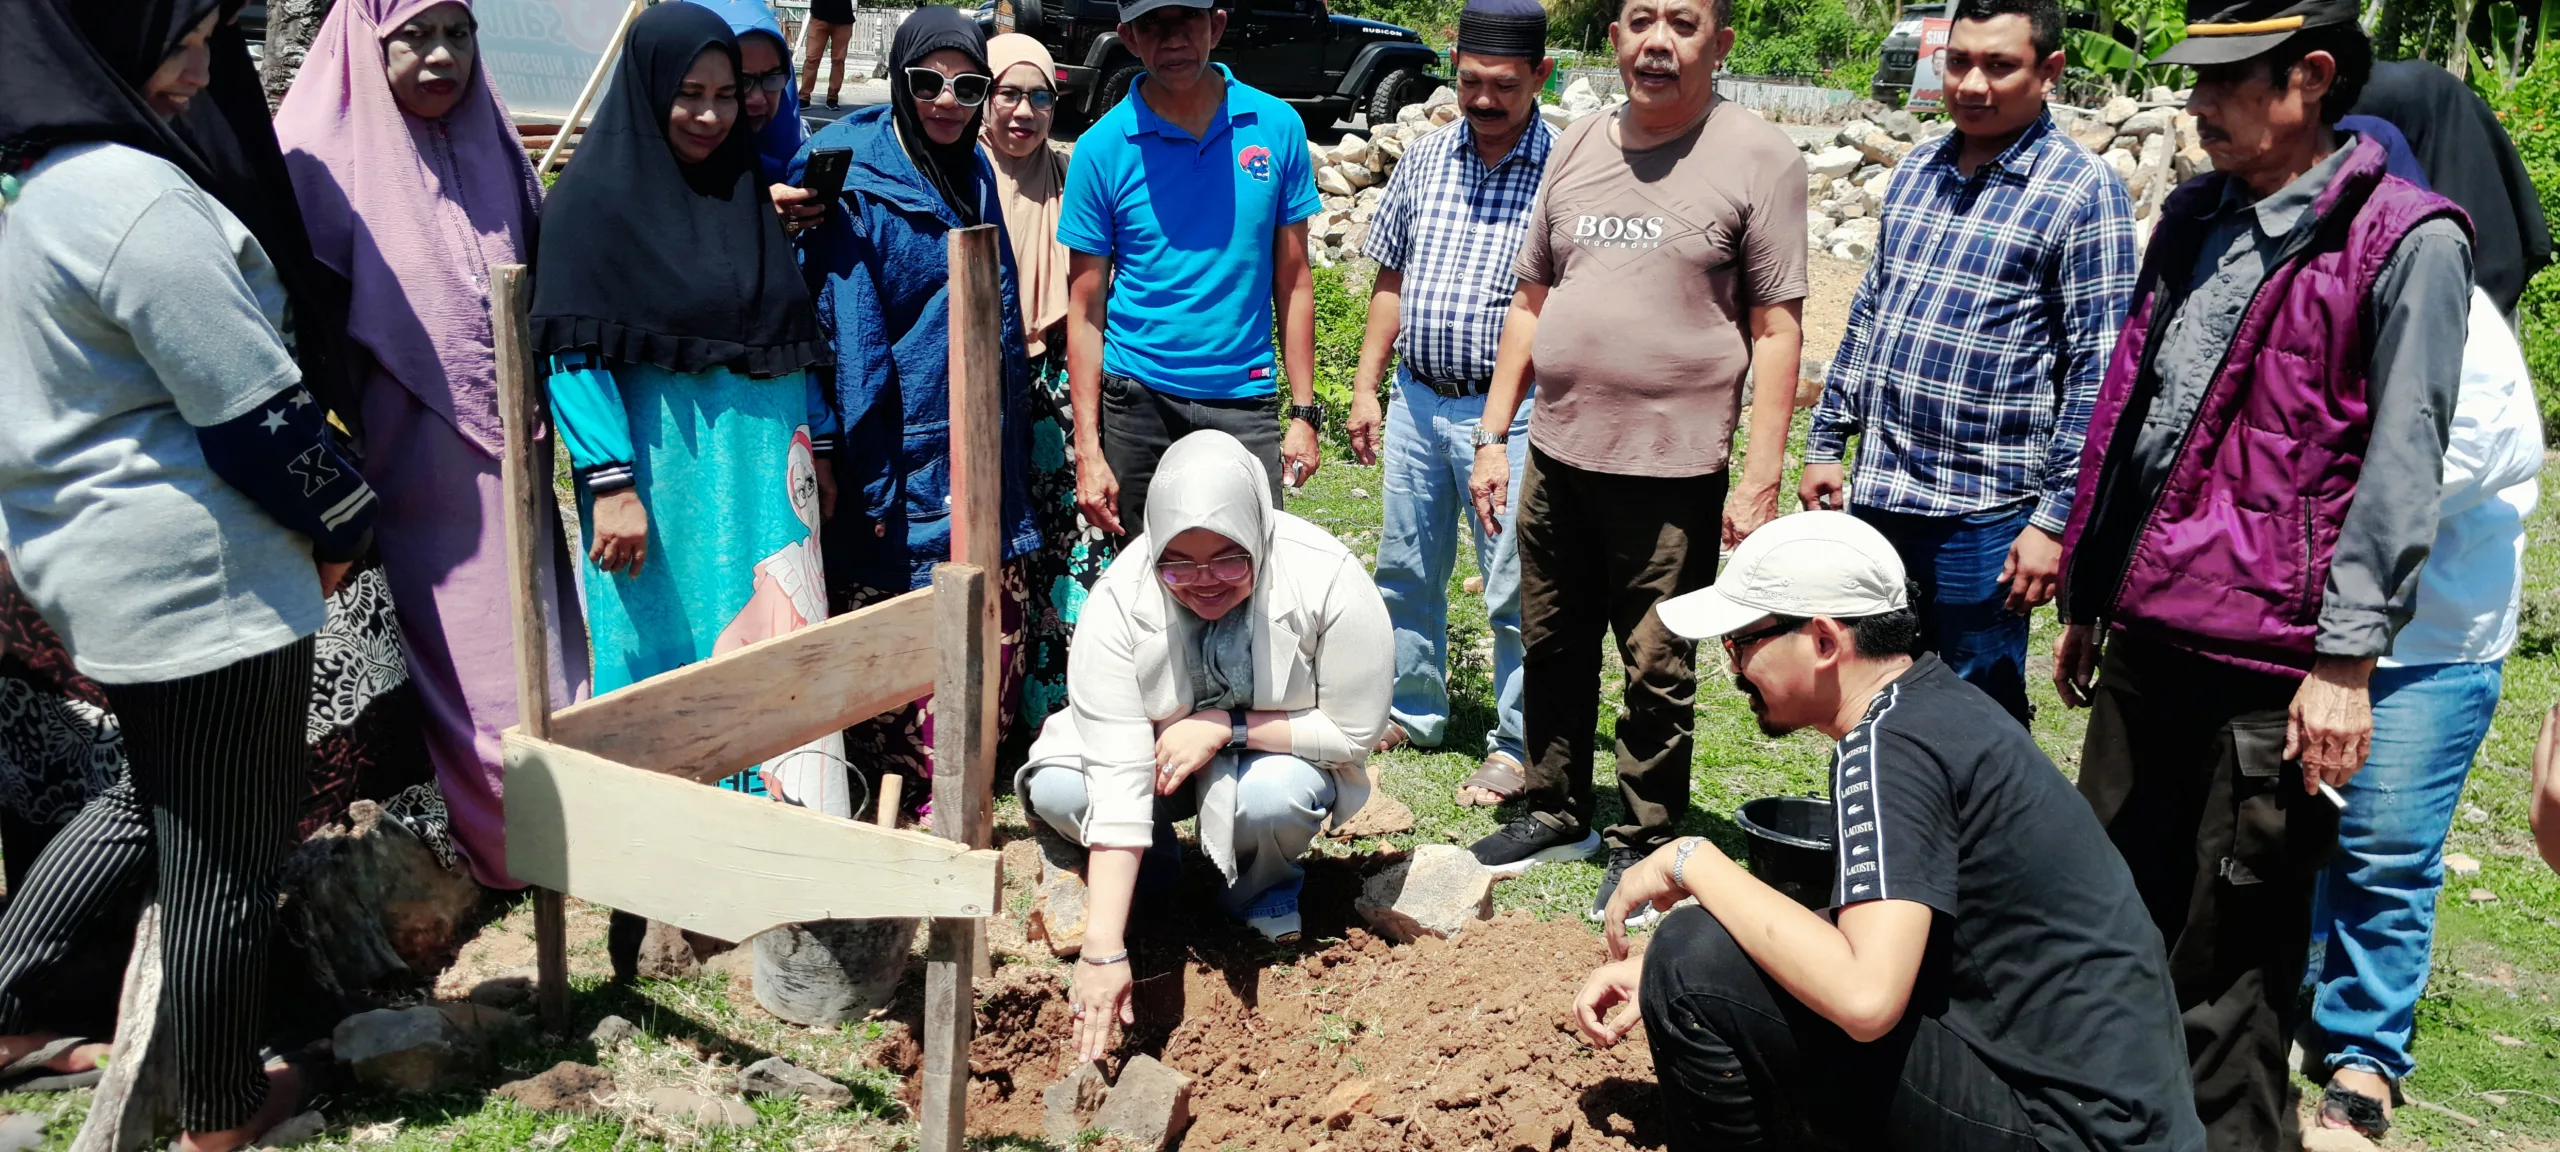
[1656,511,1910,640]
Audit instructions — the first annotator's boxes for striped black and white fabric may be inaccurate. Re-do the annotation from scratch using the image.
[0,637,313,1132]
[1360,116,1557,391]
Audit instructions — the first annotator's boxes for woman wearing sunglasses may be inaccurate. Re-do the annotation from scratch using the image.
[790,8,1039,821]
[1017,430,1392,1060]
[978,34,1105,739]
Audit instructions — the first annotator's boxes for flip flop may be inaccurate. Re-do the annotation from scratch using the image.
[1454,752,1526,807]
[2319,1081,2392,1139]
[1,1036,103,1092]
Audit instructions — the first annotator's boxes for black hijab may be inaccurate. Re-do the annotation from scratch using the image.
[0,0,365,432]
[531,2,824,379]
[888,7,991,225]
[2351,59,2554,317]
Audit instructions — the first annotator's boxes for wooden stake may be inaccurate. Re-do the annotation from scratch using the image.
[536,0,645,176]
[71,901,166,1152]
[877,773,904,828]
[922,561,992,1152]
[491,262,570,1032]
[943,225,1004,980]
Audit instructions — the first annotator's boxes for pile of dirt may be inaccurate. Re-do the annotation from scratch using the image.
[885,886,1665,1151]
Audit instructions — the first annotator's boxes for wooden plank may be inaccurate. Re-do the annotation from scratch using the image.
[502,733,1002,940]
[946,226,1005,575]
[490,262,570,1032]
[931,564,997,850]
[544,587,937,781]
[72,902,166,1152]
[918,919,973,1152]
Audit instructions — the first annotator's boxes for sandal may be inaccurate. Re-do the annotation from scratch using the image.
[0,1035,104,1092]
[1454,751,1527,807]
[2319,1081,2392,1139]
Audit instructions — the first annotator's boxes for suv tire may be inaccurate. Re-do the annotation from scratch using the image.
[1095,61,1147,120]
[1364,67,1437,126]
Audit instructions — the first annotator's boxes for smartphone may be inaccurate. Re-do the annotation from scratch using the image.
[800,147,852,204]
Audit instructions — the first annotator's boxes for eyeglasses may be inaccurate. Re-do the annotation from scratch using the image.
[743,67,792,94]
[1157,552,1253,587]
[992,85,1056,112]
[1720,616,1806,655]
[905,67,991,107]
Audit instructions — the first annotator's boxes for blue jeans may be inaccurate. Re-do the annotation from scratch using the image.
[2306,659,2503,1082]
[1374,369,1530,758]
[1851,503,2033,725]
[1018,752,1337,919]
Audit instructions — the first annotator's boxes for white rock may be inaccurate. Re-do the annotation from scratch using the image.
[1537,103,1569,129]
[1828,217,1881,261]
[2135,213,2157,251]
[2102,95,2140,125]
[1835,118,1879,148]
[1329,134,1373,166]
[1853,163,1887,186]
[2445,852,2482,876]
[2068,116,2121,153]
[2146,85,2177,104]
[1560,76,1604,116]
[1349,199,1378,224]
[1424,85,1457,110]
[1806,145,1863,181]
[1376,132,1408,160]
[1316,165,1356,198]
[2104,147,2138,184]
[2120,106,2176,139]
[1356,845,1494,942]
[1862,169,1892,201]
[2175,144,2212,183]
[1398,101,1432,128]
[2175,111,2202,151]
[1806,210,1836,246]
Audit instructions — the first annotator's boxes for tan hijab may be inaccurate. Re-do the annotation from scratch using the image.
[980,33,1070,356]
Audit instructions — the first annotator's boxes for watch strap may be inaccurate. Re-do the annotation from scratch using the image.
[1228,708,1250,749]
[1671,836,1704,890]
[1287,402,1324,426]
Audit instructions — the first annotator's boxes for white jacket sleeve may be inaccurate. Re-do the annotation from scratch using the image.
[1061,577,1164,850]
[1286,552,1395,765]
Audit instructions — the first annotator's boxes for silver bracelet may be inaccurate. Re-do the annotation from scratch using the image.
[1671,837,1705,890]
[1079,949,1130,967]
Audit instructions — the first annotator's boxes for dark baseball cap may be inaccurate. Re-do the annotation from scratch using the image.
[1117,0,1213,24]
[2148,0,2360,67]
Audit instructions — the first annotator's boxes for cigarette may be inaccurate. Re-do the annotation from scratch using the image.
[2316,781,2347,811]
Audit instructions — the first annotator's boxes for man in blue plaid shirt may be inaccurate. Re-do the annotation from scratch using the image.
[1799,0,2135,724]
[1343,0,1556,801]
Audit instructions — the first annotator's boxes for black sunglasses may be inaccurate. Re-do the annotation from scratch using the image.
[1721,616,1807,653]
[904,67,991,107]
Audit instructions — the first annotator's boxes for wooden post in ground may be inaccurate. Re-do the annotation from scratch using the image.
[491,263,570,1033]
[71,901,166,1152]
[917,225,1005,1152]
[536,0,645,175]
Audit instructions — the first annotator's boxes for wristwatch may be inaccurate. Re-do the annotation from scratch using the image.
[1287,402,1325,428]
[1671,836,1705,889]
[1227,708,1250,749]
[1471,422,1509,449]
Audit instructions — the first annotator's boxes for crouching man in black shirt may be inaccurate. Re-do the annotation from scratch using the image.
[1571,511,2205,1152]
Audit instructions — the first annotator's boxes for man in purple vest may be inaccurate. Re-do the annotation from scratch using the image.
[2050,1,2471,1147]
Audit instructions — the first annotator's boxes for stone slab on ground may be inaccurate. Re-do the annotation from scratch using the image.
[589,1014,637,1049]
[258,1110,327,1148]
[2300,1126,2379,1152]
[644,1087,756,1128]
[1042,1061,1113,1143]
[1328,792,1415,840]
[494,1062,616,1114]
[0,1113,45,1152]
[331,1006,478,1092]
[1090,1054,1192,1152]
[1316,1078,1378,1128]
[465,968,535,1009]
[433,1002,525,1045]
[738,1057,852,1106]
[278,798,483,1002]
[1355,844,1494,942]
[1031,870,1089,957]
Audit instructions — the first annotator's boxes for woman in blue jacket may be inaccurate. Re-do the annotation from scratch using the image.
[792,7,1037,821]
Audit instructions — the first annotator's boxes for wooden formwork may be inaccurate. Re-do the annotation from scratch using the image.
[489,226,1014,1152]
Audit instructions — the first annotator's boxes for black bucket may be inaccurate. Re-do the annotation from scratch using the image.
[1736,796,1837,910]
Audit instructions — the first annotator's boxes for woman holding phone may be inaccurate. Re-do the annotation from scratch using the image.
[791,8,1036,822]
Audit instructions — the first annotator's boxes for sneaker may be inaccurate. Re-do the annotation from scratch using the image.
[1468,813,1601,877]
[826,94,841,109]
[1590,845,1665,928]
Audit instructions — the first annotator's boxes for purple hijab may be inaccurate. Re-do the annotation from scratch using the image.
[275,0,540,458]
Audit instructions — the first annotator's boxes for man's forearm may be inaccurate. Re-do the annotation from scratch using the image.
[1740,302,1804,488]
[1480,287,1543,432]
[1282,277,1317,406]
[1068,254,1110,453]
[1681,846,1927,1042]
[1353,268,1404,400]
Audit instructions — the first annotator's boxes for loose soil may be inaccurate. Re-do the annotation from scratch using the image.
[884,851,1662,1151]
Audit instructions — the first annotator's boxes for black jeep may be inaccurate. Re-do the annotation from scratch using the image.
[988,0,1445,131]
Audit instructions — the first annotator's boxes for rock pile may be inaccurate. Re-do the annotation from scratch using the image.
[1792,87,2208,263]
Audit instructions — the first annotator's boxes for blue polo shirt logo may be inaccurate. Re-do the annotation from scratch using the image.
[1238,144,1274,183]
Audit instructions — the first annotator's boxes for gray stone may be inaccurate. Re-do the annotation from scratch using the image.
[1042,1061,1113,1143]
[751,918,915,1027]
[1316,165,1357,197]
[1877,109,1922,142]
[2174,144,2212,184]
[1833,118,1878,149]
[2067,116,2121,153]
[1424,84,1458,110]
[2103,148,2138,184]
[1376,132,1408,160]
[1091,1054,1192,1152]
[1356,845,1494,943]
[467,970,534,1008]
[332,1006,478,1092]
[738,1057,853,1106]
[278,798,484,1003]
[1537,103,1570,130]
[0,1113,45,1152]
[435,1001,526,1045]
[1805,146,1862,181]
[1844,122,1910,167]
[1399,101,1434,129]
[637,920,736,980]
[1806,211,1837,246]
[2175,111,2202,151]
[1559,77,1603,117]
[589,1014,637,1049]
[1339,161,1377,190]
[2145,85,2177,104]
[1828,217,1882,262]
[645,1087,757,1128]
[2101,95,2140,125]
[260,1110,328,1148]
[496,1062,616,1114]
[2119,106,2176,139]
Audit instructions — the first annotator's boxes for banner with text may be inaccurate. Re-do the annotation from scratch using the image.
[477,0,634,120]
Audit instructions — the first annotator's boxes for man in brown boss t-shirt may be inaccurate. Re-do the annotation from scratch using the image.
[1464,0,1807,920]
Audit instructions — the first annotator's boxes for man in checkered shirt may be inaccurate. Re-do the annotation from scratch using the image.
[1798,0,2135,726]
[1342,0,1556,801]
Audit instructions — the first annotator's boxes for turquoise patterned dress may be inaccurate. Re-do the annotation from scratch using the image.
[549,354,853,815]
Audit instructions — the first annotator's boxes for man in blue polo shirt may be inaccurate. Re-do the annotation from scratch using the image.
[1059,0,1326,534]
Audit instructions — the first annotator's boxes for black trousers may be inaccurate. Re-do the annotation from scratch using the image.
[1640,906,2043,1150]
[1516,447,1724,850]
[1098,372,1284,532]
[2078,634,2337,1152]
[0,638,312,1132]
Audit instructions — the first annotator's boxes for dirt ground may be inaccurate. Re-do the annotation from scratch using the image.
[880,848,1662,1152]
[1802,252,1865,365]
